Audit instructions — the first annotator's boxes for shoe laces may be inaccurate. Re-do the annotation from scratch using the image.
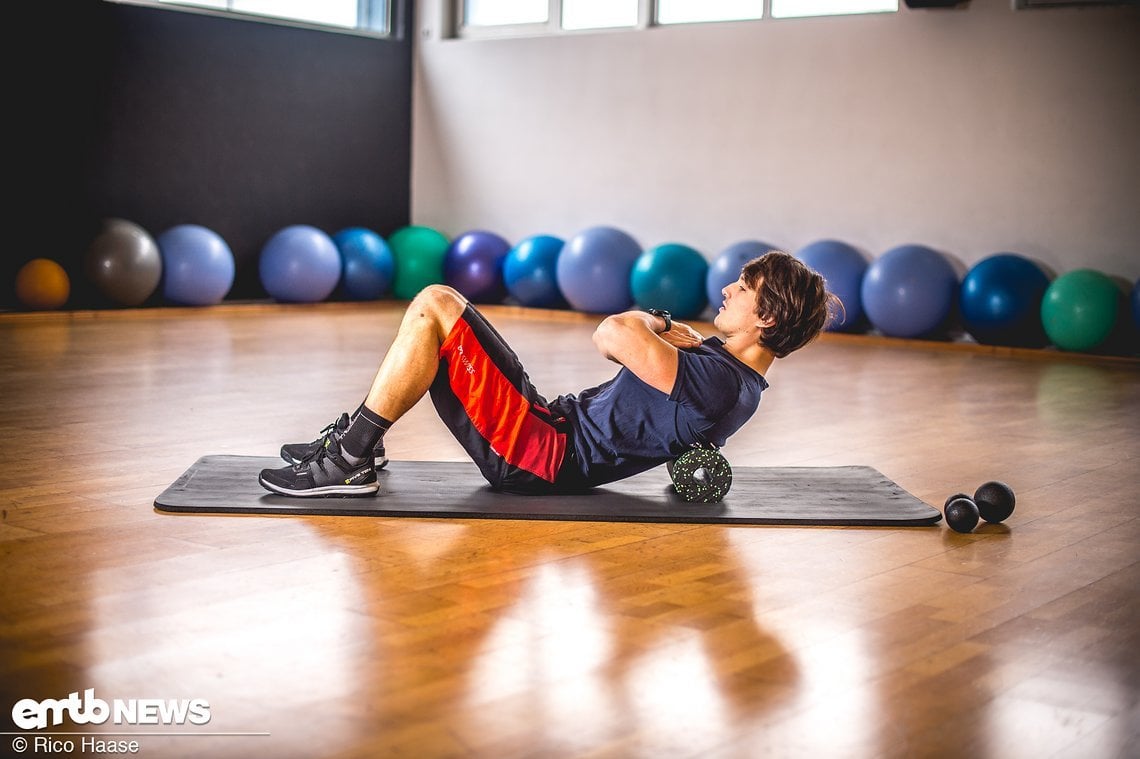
[297,415,349,466]
[299,436,350,477]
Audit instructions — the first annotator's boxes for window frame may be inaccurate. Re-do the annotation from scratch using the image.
[454,0,900,38]
[104,0,396,39]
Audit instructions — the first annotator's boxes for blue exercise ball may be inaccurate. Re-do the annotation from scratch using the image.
[157,224,234,306]
[706,240,779,310]
[796,239,868,332]
[503,235,566,308]
[333,227,393,301]
[631,243,710,320]
[861,244,959,338]
[259,225,342,303]
[444,230,511,303]
[960,253,1051,347]
[556,226,642,313]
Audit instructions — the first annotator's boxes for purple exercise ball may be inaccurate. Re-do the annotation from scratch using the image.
[444,230,511,303]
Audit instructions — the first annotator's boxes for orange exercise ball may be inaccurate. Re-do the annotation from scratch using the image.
[15,258,71,310]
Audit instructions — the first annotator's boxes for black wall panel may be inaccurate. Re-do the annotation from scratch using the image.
[9,0,413,306]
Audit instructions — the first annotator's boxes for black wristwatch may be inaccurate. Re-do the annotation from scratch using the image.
[646,308,672,334]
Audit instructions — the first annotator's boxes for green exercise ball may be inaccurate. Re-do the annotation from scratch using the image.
[389,225,449,300]
[1040,269,1121,352]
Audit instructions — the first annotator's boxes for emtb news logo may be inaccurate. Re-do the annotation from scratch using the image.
[11,689,211,730]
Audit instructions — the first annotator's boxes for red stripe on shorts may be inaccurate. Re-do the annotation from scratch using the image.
[441,319,565,483]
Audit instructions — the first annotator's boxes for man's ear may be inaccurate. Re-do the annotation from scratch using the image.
[756,314,776,330]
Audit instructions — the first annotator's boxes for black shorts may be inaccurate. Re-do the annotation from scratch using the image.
[430,304,580,494]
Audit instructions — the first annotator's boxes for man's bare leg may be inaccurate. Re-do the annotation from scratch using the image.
[258,285,470,497]
[361,284,468,423]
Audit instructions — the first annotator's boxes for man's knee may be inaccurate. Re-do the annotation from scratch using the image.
[408,285,467,328]
[411,284,464,310]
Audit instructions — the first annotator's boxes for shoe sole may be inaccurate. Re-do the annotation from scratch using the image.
[258,474,379,498]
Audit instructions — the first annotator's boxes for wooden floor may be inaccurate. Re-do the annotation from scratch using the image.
[1,303,1137,759]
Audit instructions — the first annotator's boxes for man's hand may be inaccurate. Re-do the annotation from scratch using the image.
[659,321,704,349]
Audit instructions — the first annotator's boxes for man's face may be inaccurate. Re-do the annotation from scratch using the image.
[714,276,761,335]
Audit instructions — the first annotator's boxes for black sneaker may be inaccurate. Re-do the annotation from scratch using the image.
[259,436,378,497]
[280,413,388,470]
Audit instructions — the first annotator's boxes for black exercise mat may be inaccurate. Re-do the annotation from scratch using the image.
[154,456,941,526]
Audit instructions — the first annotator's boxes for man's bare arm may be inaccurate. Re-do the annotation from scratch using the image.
[592,312,703,395]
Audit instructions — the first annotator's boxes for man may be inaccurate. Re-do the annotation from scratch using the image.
[258,251,836,497]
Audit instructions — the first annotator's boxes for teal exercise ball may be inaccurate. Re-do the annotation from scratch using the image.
[1040,269,1120,352]
[631,243,709,319]
[389,225,449,300]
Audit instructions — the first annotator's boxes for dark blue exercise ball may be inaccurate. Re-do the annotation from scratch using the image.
[960,253,1051,347]
[157,224,234,306]
[503,235,566,308]
[706,240,779,310]
[556,226,642,313]
[444,230,511,303]
[861,244,958,338]
[333,227,394,300]
[796,239,868,332]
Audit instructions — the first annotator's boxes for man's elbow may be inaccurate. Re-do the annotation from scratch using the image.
[593,315,630,360]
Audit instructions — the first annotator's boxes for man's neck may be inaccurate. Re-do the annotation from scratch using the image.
[723,333,775,377]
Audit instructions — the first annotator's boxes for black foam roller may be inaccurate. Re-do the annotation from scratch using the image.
[669,447,732,503]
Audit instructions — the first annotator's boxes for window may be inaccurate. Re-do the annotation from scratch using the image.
[656,0,764,24]
[561,0,639,30]
[109,0,391,36]
[771,0,898,17]
[456,0,897,36]
[464,0,547,26]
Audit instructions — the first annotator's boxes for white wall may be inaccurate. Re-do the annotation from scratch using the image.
[411,0,1140,281]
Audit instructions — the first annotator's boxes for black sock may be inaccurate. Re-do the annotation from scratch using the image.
[339,405,392,461]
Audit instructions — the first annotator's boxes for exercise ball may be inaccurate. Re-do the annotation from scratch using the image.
[444,230,511,303]
[1040,269,1121,352]
[157,224,235,306]
[389,225,449,300]
[84,218,162,307]
[259,225,341,303]
[15,258,70,310]
[959,253,1050,347]
[503,234,566,308]
[796,239,868,332]
[556,226,642,313]
[334,227,394,300]
[1131,279,1139,331]
[631,243,710,319]
[706,240,778,310]
[861,244,958,338]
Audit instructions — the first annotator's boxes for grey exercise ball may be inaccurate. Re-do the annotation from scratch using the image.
[84,218,163,307]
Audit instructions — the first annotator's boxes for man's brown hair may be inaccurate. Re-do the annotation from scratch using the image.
[741,251,841,359]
